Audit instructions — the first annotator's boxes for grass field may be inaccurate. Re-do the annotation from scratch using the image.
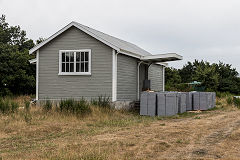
[1,96,240,159]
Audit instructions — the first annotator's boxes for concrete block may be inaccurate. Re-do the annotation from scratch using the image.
[186,92,193,111]
[206,92,213,109]
[177,92,187,113]
[140,92,148,116]
[165,93,178,116]
[192,92,216,111]
[157,92,166,116]
[147,92,157,116]
[193,92,200,110]
[199,92,208,110]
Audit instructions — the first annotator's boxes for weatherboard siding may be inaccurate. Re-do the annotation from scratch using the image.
[148,64,163,91]
[117,54,138,101]
[38,26,112,100]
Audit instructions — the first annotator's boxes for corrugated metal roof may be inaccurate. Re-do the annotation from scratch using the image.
[29,22,183,62]
[75,22,151,56]
[29,22,182,66]
[29,22,151,56]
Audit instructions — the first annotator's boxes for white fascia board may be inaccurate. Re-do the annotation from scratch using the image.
[29,58,37,64]
[118,50,141,59]
[29,22,120,55]
[155,62,168,67]
[141,53,183,61]
[29,22,74,54]
[29,22,146,59]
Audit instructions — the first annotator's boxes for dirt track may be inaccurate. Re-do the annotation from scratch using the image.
[1,107,240,159]
[88,109,240,159]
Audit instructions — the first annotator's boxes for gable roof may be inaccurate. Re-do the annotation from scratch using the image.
[29,21,151,57]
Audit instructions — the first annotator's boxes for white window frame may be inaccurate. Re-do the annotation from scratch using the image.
[58,49,91,75]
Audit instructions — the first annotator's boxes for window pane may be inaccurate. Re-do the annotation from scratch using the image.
[66,63,69,72]
[60,50,90,73]
[81,52,84,62]
[62,63,65,72]
[76,52,80,62]
[81,62,84,72]
[85,52,89,61]
[76,63,80,72]
[85,62,89,72]
[66,52,69,62]
[62,52,65,62]
[70,63,74,72]
[70,52,74,62]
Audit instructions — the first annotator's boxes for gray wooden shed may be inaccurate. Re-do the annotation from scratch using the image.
[29,22,182,108]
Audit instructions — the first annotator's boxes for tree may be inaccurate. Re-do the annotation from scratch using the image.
[166,60,240,93]
[0,15,35,95]
[36,37,45,44]
[179,61,194,83]
[165,67,181,85]
[193,62,219,91]
[215,62,239,93]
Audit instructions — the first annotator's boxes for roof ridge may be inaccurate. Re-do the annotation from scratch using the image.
[30,21,152,57]
[75,22,151,55]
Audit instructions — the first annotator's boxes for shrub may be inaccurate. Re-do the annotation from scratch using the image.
[0,98,4,113]
[226,96,233,105]
[24,100,30,112]
[165,83,193,92]
[0,98,19,114]
[97,96,111,108]
[42,100,53,112]
[216,100,222,106]
[59,99,74,113]
[90,98,98,106]
[59,98,91,115]
[233,97,240,108]
[0,98,10,113]
[11,101,19,113]
[74,98,91,115]
[90,96,111,108]
[216,92,231,98]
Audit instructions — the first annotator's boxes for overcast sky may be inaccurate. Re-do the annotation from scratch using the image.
[1,0,240,71]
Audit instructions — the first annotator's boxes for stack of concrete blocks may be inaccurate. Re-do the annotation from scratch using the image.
[192,92,200,110]
[208,92,216,109]
[140,92,157,116]
[192,92,216,110]
[186,92,194,111]
[157,92,178,116]
[177,92,187,113]
[140,92,148,116]
[157,92,165,116]
[140,91,216,117]
[206,92,213,109]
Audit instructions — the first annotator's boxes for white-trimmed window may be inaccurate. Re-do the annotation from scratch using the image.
[59,49,91,75]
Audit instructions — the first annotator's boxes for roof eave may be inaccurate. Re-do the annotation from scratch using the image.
[29,58,37,64]
[140,53,183,62]
[119,49,142,59]
[29,22,121,55]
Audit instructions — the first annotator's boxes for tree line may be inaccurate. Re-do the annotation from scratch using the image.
[0,15,44,96]
[165,60,240,94]
[1,15,239,96]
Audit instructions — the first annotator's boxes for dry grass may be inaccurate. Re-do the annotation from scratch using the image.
[1,96,240,159]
